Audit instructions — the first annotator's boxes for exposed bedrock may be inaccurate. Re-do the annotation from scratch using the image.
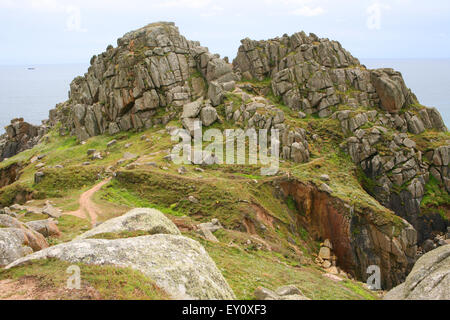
[49,22,237,141]
[277,178,417,289]
[384,244,450,300]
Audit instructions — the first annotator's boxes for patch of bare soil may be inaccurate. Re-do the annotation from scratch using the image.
[0,277,101,300]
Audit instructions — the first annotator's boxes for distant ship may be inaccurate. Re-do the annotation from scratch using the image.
[27,67,35,70]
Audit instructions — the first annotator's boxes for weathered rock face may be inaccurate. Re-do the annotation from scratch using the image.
[232,33,448,241]
[76,208,181,240]
[49,22,236,141]
[6,235,236,300]
[341,113,449,243]
[384,245,450,300]
[427,145,450,193]
[233,33,445,128]
[234,33,383,118]
[222,85,310,164]
[278,178,417,289]
[370,68,414,113]
[0,118,47,162]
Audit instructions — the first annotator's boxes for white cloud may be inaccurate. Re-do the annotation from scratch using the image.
[30,0,65,12]
[0,0,88,32]
[264,0,311,5]
[200,5,224,17]
[156,0,211,9]
[292,6,324,16]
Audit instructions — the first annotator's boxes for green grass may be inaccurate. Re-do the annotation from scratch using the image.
[0,259,169,300]
[0,182,35,207]
[97,179,185,217]
[286,195,297,212]
[109,169,249,227]
[17,212,48,223]
[188,232,378,300]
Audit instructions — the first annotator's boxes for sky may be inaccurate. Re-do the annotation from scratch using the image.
[0,0,449,65]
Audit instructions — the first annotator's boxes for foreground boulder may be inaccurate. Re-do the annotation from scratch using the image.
[0,215,57,266]
[0,228,48,267]
[370,69,413,113]
[76,208,181,240]
[6,235,235,300]
[384,245,450,300]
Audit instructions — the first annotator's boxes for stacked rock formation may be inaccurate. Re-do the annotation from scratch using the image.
[49,22,237,141]
[316,239,338,271]
[341,111,448,242]
[0,118,48,161]
[222,85,310,164]
[233,32,449,244]
[0,22,448,291]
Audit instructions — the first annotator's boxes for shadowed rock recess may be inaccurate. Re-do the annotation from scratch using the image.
[1,22,449,294]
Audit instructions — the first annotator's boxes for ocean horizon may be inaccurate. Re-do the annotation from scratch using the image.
[0,59,449,134]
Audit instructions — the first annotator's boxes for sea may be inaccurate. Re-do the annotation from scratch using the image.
[0,59,449,134]
[0,64,88,134]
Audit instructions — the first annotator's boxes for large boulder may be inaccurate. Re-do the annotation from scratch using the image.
[370,69,413,114]
[200,106,218,127]
[0,226,48,267]
[76,208,181,240]
[384,245,450,300]
[25,219,61,238]
[0,214,24,229]
[6,235,236,300]
[50,22,236,141]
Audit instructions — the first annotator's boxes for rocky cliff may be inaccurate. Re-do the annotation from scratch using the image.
[277,178,417,289]
[233,32,449,244]
[1,22,449,292]
[49,22,236,140]
[0,118,48,161]
[384,244,450,300]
